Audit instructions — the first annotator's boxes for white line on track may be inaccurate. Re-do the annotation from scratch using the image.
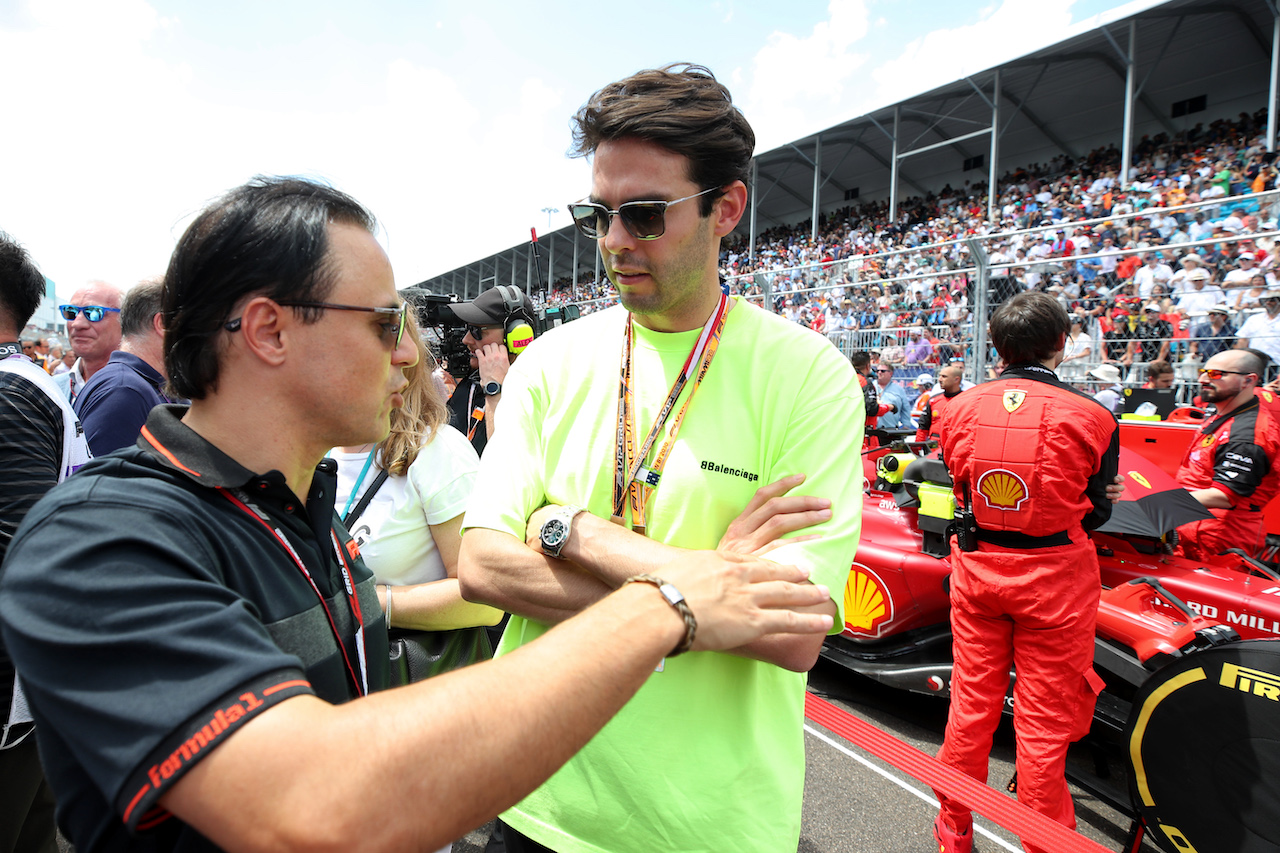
[805,724,1021,853]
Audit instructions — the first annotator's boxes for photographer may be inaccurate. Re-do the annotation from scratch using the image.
[444,286,535,456]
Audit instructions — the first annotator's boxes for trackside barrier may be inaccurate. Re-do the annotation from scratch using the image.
[804,694,1115,853]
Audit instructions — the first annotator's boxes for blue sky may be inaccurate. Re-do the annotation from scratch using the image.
[0,0,1157,298]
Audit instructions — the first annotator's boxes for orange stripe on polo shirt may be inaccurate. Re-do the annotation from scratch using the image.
[139,425,201,477]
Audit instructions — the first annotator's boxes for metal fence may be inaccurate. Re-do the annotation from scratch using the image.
[546,189,1280,403]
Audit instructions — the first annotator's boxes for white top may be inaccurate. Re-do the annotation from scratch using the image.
[1237,310,1280,364]
[331,424,479,585]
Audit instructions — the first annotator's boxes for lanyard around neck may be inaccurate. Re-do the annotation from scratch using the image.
[341,450,377,519]
[612,294,730,536]
[220,488,370,697]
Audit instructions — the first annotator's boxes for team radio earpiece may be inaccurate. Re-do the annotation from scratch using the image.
[496,285,535,356]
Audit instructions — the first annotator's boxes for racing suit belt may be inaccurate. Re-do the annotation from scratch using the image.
[974,528,1072,549]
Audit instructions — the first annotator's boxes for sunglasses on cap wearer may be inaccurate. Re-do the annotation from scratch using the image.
[223,301,407,349]
[568,187,721,241]
[59,304,120,323]
[1198,368,1256,380]
[465,324,501,340]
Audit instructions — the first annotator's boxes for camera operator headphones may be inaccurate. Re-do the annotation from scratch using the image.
[496,285,536,356]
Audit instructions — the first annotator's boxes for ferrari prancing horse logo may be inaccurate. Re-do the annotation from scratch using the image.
[1003,390,1027,412]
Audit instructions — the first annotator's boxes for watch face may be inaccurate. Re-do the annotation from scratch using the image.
[542,518,568,547]
[484,381,501,395]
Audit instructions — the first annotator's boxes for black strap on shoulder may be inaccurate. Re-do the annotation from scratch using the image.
[343,469,390,527]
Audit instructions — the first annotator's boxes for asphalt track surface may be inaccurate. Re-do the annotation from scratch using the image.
[454,656,1164,853]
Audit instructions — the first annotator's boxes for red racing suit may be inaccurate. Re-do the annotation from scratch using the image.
[857,373,893,431]
[935,363,1119,852]
[914,389,960,443]
[1175,396,1280,561]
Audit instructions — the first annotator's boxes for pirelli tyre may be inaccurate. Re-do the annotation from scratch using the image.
[1125,639,1280,853]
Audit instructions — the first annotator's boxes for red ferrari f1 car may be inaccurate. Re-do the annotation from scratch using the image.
[821,421,1280,853]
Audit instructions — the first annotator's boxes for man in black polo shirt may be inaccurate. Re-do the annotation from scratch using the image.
[0,178,832,853]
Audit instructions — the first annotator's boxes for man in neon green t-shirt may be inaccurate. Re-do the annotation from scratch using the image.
[459,64,864,853]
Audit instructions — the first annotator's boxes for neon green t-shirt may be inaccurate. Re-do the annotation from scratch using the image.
[464,298,864,853]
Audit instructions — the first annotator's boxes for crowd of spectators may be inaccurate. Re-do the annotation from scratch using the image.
[536,108,1280,395]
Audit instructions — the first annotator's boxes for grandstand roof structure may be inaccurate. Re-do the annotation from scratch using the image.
[414,0,1280,301]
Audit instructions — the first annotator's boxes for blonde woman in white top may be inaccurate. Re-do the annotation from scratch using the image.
[333,312,501,635]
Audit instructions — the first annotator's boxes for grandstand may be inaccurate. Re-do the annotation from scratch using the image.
[412,0,1280,401]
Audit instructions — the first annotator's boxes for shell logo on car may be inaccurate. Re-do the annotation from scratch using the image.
[843,564,894,637]
[976,469,1029,510]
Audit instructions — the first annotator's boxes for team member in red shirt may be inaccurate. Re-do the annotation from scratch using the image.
[933,292,1119,853]
[851,351,894,432]
[914,362,964,443]
[1176,350,1280,560]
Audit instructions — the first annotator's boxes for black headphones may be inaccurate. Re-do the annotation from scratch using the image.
[496,285,535,356]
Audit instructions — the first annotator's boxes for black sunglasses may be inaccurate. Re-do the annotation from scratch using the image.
[59,304,120,323]
[224,301,407,348]
[568,187,720,241]
[465,324,500,339]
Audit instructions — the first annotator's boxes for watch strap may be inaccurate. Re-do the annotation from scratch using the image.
[623,573,696,657]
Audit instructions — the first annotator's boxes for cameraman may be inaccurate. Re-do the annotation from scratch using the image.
[445,286,535,456]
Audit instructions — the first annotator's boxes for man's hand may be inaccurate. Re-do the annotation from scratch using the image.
[476,343,511,386]
[1106,474,1125,504]
[655,551,833,652]
[718,473,831,556]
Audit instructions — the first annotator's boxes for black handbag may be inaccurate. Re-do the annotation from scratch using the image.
[343,465,494,686]
[387,627,493,686]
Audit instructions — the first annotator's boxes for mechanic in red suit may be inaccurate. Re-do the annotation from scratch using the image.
[1176,349,1280,561]
[851,351,894,431]
[933,292,1119,853]
[914,362,964,443]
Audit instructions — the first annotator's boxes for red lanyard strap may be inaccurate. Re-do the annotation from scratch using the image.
[220,489,370,697]
[612,294,730,536]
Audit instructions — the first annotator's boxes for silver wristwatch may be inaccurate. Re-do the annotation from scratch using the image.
[539,505,585,559]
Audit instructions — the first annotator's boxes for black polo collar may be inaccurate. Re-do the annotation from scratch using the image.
[136,405,263,488]
[136,405,338,492]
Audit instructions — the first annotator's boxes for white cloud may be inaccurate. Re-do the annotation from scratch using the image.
[742,0,872,150]
[867,0,1076,109]
[0,0,197,291]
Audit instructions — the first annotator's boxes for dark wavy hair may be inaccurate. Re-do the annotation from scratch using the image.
[0,232,47,331]
[989,291,1070,365]
[570,64,755,215]
[163,177,375,399]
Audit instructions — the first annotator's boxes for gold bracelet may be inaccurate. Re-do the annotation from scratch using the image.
[623,574,696,657]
